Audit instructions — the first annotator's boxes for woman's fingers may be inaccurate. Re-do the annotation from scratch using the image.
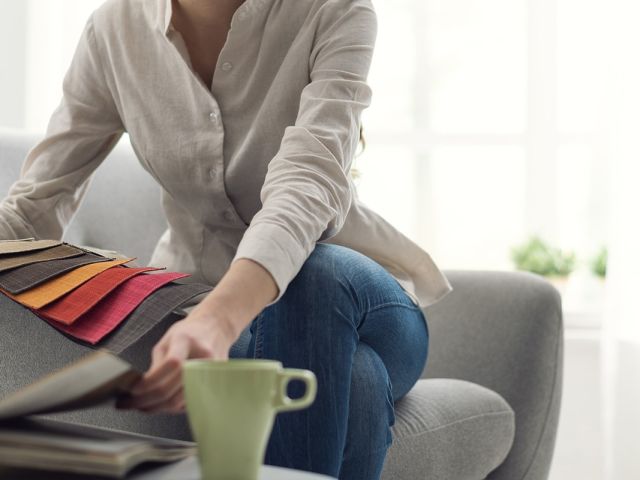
[130,336,188,396]
[142,386,186,414]
[127,329,216,407]
[127,337,169,396]
[127,367,183,409]
[150,338,168,369]
[121,318,233,413]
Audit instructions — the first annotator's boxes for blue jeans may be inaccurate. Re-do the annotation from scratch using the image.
[229,243,429,479]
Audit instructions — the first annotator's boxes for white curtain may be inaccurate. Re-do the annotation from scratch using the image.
[24,0,103,131]
[602,1,640,478]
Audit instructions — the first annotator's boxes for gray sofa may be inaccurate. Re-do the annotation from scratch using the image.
[0,129,563,480]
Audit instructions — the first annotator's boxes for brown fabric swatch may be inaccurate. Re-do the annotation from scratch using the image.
[0,252,113,294]
[100,282,212,354]
[0,244,83,274]
[0,239,62,256]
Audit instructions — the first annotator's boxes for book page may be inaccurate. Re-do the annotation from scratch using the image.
[0,349,141,421]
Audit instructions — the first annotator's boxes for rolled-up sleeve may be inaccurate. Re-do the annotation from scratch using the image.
[0,13,123,241]
[231,0,377,305]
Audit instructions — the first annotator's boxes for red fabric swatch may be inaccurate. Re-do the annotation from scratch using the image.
[43,271,189,344]
[38,266,163,325]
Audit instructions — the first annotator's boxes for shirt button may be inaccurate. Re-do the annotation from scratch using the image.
[209,168,217,179]
[221,62,233,72]
[208,111,218,123]
[223,209,235,221]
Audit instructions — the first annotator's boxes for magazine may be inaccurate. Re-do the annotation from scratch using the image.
[0,350,195,478]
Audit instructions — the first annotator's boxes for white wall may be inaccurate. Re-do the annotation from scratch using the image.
[24,0,104,131]
[0,0,102,132]
[0,1,28,128]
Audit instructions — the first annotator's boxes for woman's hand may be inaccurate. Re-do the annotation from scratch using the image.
[116,306,238,414]
[115,258,279,415]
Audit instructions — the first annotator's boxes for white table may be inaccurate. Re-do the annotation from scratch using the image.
[131,455,335,479]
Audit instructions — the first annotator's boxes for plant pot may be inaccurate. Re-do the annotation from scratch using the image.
[546,275,569,298]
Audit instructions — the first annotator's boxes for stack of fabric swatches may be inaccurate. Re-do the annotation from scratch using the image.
[0,239,212,353]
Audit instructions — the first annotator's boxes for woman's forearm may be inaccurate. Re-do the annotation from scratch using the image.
[197,257,279,338]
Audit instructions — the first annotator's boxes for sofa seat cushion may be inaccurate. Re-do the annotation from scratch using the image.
[383,379,515,480]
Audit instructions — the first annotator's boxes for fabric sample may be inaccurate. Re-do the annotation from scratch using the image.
[0,252,112,294]
[100,281,213,353]
[38,266,162,325]
[8,258,133,309]
[0,239,62,255]
[43,272,189,345]
[0,244,83,274]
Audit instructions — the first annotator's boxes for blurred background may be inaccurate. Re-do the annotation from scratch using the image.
[0,0,638,478]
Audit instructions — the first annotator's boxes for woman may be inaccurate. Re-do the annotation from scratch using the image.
[0,0,452,478]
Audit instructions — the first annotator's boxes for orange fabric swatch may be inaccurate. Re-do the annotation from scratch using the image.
[8,258,133,309]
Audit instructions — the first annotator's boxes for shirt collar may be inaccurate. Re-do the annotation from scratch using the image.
[158,0,269,35]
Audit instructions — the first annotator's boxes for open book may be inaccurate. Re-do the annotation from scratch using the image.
[0,350,196,478]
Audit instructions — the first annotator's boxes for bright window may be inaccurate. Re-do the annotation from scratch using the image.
[353,0,608,278]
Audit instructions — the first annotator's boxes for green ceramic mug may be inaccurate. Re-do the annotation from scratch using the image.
[182,359,317,480]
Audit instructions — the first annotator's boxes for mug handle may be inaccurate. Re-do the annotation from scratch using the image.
[273,369,317,413]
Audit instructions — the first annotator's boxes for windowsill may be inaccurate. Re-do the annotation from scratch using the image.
[564,309,604,330]
[543,270,606,330]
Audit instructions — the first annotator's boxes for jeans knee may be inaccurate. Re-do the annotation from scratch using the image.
[275,244,362,321]
[284,243,408,317]
[250,244,363,359]
[288,244,352,292]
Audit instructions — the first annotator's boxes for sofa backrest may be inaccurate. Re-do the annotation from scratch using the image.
[0,129,167,265]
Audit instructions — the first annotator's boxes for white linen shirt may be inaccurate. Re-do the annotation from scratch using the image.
[0,0,452,309]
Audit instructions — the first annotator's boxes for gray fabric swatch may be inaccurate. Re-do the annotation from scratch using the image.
[101,282,212,354]
[0,252,112,294]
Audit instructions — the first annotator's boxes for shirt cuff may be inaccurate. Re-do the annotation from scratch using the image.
[231,221,310,307]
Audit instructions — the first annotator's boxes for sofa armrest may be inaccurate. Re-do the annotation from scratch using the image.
[422,270,563,480]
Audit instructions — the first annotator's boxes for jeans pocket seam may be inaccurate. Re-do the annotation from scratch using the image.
[253,315,265,359]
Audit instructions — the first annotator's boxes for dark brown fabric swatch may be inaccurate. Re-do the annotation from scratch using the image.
[0,244,83,274]
[0,252,112,294]
[100,282,212,354]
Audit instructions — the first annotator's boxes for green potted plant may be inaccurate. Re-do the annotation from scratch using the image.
[510,235,576,294]
[590,246,607,280]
